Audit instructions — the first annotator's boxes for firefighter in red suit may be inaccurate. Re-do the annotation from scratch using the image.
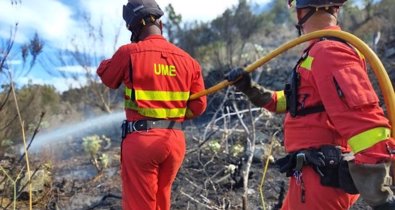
[226,0,395,209]
[96,0,207,209]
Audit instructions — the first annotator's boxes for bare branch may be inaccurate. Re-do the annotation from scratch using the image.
[180,190,222,210]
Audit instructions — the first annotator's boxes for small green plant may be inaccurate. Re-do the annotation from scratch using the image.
[1,139,13,147]
[82,135,111,173]
[82,135,102,157]
[98,153,110,169]
[27,120,49,133]
[231,143,244,157]
[208,140,221,154]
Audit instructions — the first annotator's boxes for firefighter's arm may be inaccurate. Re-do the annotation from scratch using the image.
[185,100,206,119]
[311,42,394,163]
[351,131,394,164]
[185,61,207,119]
[225,67,285,113]
[312,42,395,208]
[97,45,130,89]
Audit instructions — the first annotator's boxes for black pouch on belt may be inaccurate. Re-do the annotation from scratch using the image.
[338,159,359,194]
[317,145,341,188]
[317,145,358,194]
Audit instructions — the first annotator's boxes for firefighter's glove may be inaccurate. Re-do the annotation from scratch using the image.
[185,108,195,119]
[275,150,325,177]
[225,67,273,107]
[300,150,326,168]
[349,161,395,209]
[225,67,252,93]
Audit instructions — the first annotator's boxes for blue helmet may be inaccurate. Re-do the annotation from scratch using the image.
[122,0,164,31]
[288,0,347,9]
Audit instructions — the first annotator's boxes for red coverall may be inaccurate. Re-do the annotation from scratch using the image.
[97,34,207,210]
[263,26,395,210]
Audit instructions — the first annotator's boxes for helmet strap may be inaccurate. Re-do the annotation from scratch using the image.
[130,25,143,43]
[295,7,316,36]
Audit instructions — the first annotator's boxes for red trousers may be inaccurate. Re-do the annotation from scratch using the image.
[281,167,359,210]
[121,128,186,210]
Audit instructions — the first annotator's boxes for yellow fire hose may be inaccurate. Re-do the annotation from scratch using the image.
[190,30,395,207]
[190,29,395,137]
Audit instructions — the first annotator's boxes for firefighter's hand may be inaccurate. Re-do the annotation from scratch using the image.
[302,150,326,168]
[185,108,195,119]
[225,67,252,92]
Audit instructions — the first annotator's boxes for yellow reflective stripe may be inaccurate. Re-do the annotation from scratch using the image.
[348,127,391,154]
[137,107,186,118]
[124,88,189,118]
[276,90,287,113]
[125,100,186,118]
[135,90,190,101]
[125,87,132,97]
[300,56,314,70]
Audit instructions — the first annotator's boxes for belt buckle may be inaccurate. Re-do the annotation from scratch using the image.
[132,120,149,132]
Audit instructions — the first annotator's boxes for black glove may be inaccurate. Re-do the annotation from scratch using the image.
[276,150,325,178]
[225,67,252,92]
[301,150,326,168]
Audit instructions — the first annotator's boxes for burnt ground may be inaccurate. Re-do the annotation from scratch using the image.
[1,102,381,210]
[5,129,372,210]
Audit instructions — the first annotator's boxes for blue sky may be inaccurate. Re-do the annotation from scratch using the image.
[0,0,269,92]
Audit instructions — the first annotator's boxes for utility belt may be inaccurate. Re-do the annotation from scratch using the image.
[275,145,358,195]
[121,120,182,139]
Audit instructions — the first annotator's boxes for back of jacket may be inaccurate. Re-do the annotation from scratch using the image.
[97,34,207,121]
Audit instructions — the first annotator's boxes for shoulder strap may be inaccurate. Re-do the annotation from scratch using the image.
[285,40,328,117]
[129,58,135,100]
[319,36,360,57]
[297,105,325,116]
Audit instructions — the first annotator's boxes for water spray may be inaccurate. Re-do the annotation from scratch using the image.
[27,111,124,152]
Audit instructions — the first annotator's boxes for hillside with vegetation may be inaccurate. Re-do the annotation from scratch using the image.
[0,0,394,209]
